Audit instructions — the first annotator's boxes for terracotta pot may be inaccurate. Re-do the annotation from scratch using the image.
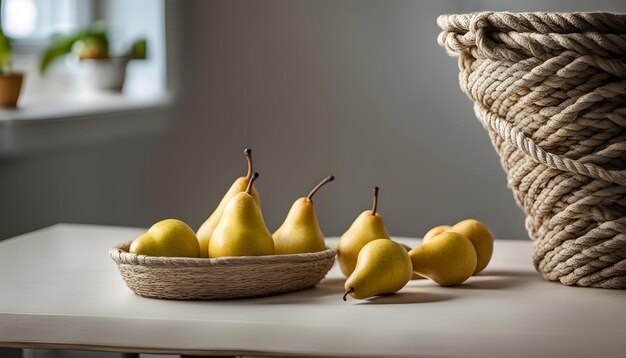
[0,73,24,107]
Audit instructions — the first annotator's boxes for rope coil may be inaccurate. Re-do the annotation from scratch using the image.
[438,12,626,289]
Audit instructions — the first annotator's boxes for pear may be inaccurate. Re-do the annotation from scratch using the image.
[337,187,391,277]
[412,224,452,280]
[409,231,477,286]
[450,219,493,275]
[343,239,413,300]
[273,175,334,255]
[399,243,425,280]
[209,173,274,258]
[130,219,200,258]
[197,148,261,257]
[422,225,451,243]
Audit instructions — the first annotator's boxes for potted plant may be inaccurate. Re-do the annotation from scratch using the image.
[39,22,147,92]
[0,27,23,107]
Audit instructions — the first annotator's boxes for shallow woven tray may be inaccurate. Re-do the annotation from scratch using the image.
[109,242,336,300]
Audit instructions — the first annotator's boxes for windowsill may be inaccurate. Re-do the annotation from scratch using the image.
[0,92,174,158]
[0,92,172,122]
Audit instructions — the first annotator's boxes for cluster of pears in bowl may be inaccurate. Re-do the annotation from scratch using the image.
[129,149,336,259]
[117,148,339,299]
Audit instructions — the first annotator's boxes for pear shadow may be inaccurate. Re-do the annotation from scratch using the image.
[480,270,539,278]
[318,277,346,287]
[448,273,539,290]
[250,277,346,304]
[354,291,454,305]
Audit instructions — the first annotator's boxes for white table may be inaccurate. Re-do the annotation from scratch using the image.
[0,224,624,357]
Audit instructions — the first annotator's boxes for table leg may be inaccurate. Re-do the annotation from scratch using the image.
[0,347,22,358]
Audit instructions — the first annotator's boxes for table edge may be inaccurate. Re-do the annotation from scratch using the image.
[0,341,360,358]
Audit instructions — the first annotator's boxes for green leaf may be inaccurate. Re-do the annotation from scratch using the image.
[39,34,76,74]
[39,23,110,73]
[128,38,147,60]
[0,30,12,73]
[72,33,109,59]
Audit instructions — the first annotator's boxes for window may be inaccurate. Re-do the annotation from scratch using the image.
[1,0,92,44]
[0,0,170,157]
[0,0,167,130]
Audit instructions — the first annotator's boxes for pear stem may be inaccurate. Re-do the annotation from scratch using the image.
[371,187,379,215]
[306,175,335,201]
[343,287,355,301]
[245,172,259,194]
[244,148,253,180]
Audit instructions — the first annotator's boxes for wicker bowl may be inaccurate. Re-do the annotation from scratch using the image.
[109,242,336,300]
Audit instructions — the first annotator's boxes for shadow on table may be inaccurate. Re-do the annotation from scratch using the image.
[356,291,454,305]
[251,278,346,304]
[254,278,455,305]
[483,270,540,277]
[250,270,542,304]
[449,270,540,290]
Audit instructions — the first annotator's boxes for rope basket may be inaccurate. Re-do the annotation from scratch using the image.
[438,12,626,289]
[109,242,336,299]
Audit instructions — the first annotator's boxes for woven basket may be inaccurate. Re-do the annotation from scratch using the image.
[109,242,336,299]
[438,12,626,289]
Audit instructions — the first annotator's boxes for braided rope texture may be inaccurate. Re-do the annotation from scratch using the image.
[109,242,336,299]
[438,12,626,289]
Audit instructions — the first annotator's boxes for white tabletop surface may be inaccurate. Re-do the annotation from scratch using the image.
[0,224,624,357]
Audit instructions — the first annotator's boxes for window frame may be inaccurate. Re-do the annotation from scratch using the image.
[2,0,96,53]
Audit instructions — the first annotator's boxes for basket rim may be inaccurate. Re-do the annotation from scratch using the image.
[440,11,626,16]
[109,241,337,267]
[438,11,626,35]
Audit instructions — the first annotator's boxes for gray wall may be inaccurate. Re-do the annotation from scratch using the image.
[2,0,625,243]
[162,0,526,240]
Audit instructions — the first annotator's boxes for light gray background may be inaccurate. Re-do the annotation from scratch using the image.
[2,0,625,245]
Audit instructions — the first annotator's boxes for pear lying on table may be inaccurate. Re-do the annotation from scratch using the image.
[413,224,452,279]
[337,187,391,277]
[209,172,275,258]
[130,219,200,258]
[409,231,476,286]
[421,219,494,275]
[450,219,493,275]
[273,175,334,254]
[343,239,413,300]
[197,148,261,257]
[399,243,425,280]
[422,225,451,242]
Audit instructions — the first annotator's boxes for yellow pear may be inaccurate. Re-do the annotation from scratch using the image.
[398,243,425,280]
[208,173,274,257]
[422,225,451,243]
[337,187,391,277]
[343,239,413,300]
[409,231,476,286]
[130,219,200,258]
[450,219,493,275]
[197,148,261,257]
[273,175,334,255]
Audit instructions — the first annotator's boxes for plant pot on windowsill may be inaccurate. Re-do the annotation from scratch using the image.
[0,27,23,107]
[71,57,128,92]
[39,23,147,93]
[0,72,24,108]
